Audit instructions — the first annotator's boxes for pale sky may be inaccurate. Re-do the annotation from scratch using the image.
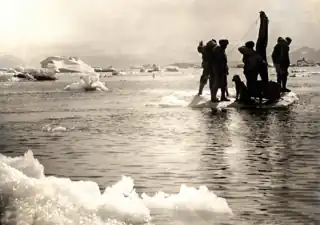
[0,0,320,64]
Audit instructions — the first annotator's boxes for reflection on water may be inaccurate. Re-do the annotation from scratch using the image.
[200,109,320,224]
[0,70,319,225]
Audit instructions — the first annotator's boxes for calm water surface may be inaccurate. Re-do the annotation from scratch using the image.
[0,68,319,225]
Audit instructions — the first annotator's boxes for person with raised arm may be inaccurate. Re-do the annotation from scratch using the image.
[197,39,217,96]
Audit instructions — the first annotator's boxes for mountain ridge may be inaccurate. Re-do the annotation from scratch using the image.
[1,46,320,69]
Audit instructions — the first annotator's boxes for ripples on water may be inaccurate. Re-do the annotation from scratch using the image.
[0,68,319,225]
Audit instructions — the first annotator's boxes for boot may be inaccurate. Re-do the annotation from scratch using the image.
[220,88,230,101]
[282,77,291,92]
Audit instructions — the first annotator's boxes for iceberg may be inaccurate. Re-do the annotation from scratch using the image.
[64,73,109,92]
[40,56,95,73]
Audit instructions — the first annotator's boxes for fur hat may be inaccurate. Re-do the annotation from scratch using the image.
[285,37,292,44]
[245,41,255,49]
[219,39,229,47]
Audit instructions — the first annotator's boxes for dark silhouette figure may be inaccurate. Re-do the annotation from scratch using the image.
[283,37,292,92]
[272,36,291,92]
[256,11,269,84]
[197,39,217,96]
[211,39,230,102]
[238,41,263,97]
[219,39,230,100]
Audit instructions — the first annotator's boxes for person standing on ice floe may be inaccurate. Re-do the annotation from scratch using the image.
[197,39,217,96]
[271,36,292,93]
[210,39,230,102]
[282,37,292,92]
[238,41,263,97]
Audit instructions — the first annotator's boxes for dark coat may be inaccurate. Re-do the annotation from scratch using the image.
[271,39,290,67]
[238,46,263,75]
[212,46,228,75]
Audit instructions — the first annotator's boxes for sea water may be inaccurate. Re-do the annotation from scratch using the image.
[0,67,319,225]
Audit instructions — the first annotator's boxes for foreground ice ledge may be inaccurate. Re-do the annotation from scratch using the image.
[0,150,234,224]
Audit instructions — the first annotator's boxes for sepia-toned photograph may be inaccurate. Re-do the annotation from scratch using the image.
[0,1,319,225]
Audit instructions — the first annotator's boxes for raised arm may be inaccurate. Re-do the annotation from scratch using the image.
[256,11,269,61]
[197,41,204,54]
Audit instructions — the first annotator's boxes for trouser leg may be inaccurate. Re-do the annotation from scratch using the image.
[282,67,288,89]
[211,72,222,102]
[198,64,209,95]
[224,75,229,97]
[220,75,229,100]
[210,75,217,102]
[246,72,258,97]
[259,64,269,84]
[198,77,206,95]
[209,67,219,102]
[274,64,282,85]
[282,66,290,92]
